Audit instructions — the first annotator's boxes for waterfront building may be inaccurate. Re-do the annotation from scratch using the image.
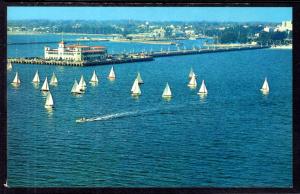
[152,28,166,39]
[274,20,293,32]
[44,41,107,62]
[263,26,271,32]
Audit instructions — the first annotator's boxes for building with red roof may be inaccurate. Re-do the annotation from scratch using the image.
[44,41,107,62]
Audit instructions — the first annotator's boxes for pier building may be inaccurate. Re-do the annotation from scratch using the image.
[44,41,107,62]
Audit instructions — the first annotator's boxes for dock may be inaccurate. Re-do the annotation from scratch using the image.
[8,45,269,67]
[8,56,154,67]
[151,45,269,58]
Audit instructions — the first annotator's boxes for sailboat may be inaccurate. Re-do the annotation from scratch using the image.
[71,79,78,93]
[188,67,194,78]
[89,70,99,83]
[131,78,141,96]
[11,72,20,85]
[44,91,54,108]
[40,77,49,91]
[32,70,40,83]
[260,77,269,93]
[162,82,172,98]
[108,66,116,80]
[50,72,58,86]
[188,73,197,88]
[7,61,12,71]
[197,80,208,94]
[78,75,86,91]
[71,79,84,94]
[136,72,144,84]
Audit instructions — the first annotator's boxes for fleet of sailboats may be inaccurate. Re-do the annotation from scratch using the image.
[11,72,20,85]
[162,82,172,98]
[9,68,271,112]
[108,66,116,80]
[90,70,99,83]
[44,91,54,108]
[32,70,40,83]
[41,77,50,91]
[50,72,58,86]
[131,78,141,96]
[260,77,269,94]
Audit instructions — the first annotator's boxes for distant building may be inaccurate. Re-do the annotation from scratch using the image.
[152,28,166,38]
[44,41,107,62]
[263,26,271,32]
[274,20,292,32]
[184,30,195,36]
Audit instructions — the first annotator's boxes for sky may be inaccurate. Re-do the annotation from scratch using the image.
[7,7,292,23]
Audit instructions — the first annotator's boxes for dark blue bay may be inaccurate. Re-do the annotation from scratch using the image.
[7,34,292,187]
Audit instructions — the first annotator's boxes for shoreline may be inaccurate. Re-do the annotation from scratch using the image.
[7,31,119,36]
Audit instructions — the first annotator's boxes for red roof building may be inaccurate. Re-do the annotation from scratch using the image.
[44,41,107,62]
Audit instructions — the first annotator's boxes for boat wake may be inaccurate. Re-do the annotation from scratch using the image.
[76,111,139,123]
[76,105,184,123]
[92,111,139,121]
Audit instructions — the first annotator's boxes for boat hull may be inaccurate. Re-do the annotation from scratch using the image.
[131,93,141,96]
[76,118,87,123]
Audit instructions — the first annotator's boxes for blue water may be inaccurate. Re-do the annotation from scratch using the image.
[7,34,292,187]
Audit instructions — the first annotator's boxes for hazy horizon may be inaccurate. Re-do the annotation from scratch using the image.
[7,19,284,24]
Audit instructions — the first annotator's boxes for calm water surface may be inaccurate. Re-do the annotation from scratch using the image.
[7,34,292,187]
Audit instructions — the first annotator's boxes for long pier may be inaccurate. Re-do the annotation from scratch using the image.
[8,56,154,67]
[8,45,269,67]
[151,45,268,58]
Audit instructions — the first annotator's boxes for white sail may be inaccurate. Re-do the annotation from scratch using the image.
[71,79,83,94]
[162,82,172,97]
[83,79,87,87]
[50,72,58,85]
[78,75,86,91]
[188,68,194,78]
[41,77,49,91]
[71,79,78,93]
[198,80,208,94]
[90,70,99,83]
[260,77,269,93]
[136,72,144,84]
[131,78,141,95]
[45,91,54,108]
[12,72,20,84]
[188,73,197,87]
[7,61,12,70]
[108,66,116,79]
[131,78,138,92]
[75,83,84,93]
[32,70,40,83]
